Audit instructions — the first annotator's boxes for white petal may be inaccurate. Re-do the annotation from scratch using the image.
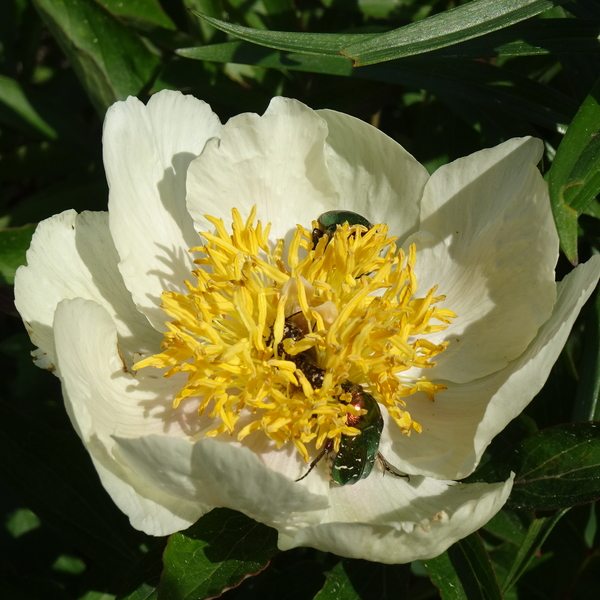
[14,210,160,369]
[381,255,600,480]
[412,137,558,382]
[105,90,221,331]
[89,443,204,536]
[53,297,210,535]
[278,470,513,564]
[185,97,339,241]
[317,109,429,241]
[114,434,330,531]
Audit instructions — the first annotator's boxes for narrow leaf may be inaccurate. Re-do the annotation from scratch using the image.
[424,533,503,600]
[117,539,166,600]
[547,76,600,264]
[34,0,160,114]
[189,11,371,56]
[314,560,410,600]
[192,1,570,66]
[0,75,57,140]
[573,288,600,421]
[159,508,278,600]
[501,509,569,592]
[341,0,569,65]
[179,43,575,129]
[426,19,600,58]
[483,509,528,546]
[0,225,36,285]
[99,0,176,29]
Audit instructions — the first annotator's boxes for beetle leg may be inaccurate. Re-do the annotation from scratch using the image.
[296,443,331,482]
[377,452,410,481]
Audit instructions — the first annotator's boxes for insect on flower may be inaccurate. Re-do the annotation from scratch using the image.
[312,210,372,247]
[15,91,600,564]
[286,212,409,486]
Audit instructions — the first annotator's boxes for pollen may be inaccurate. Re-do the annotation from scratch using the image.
[134,207,456,463]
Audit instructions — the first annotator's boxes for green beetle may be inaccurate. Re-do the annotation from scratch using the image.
[312,210,372,247]
[295,382,408,486]
[329,382,384,485]
[276,305,407,486]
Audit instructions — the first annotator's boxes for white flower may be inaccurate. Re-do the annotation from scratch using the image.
[14,90,600,564]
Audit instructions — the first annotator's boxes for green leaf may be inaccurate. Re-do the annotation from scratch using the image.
[501,509,569,592]
[547,76,600,264]
[426,19,600,58]
[117,539,166,600]
[342,0,569,65]
[98,0,176,29]
[472,423,600,510]
[33,0,160,114]
[119,587,158,600]
[179,43,576,129]
[483,509,528,546]
[0,74,57,140]
[0,225,36,285]
[423,533,503,600]
[159,508,278,600]
[192,1,569,66]
[572,288,600,421]
[314,560,410,600]
[189,10,370,57]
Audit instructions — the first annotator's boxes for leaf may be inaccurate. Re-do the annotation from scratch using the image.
[116,539,166,600]
[192,1,569,66]
[483,509,528,546]
[189,10,370,57]
[159,508,278,600]
[572,288,600,421]
[0,74,57,140]
[423,533,503,600]
[472,423,600,511]
[547,76,600,264]
[0,225,36,285]
[178,43,576,129]
[342,0,569,65]
[119,587,158,600]
[98,0,176,29]
[33,0,160,114]
[426,19,600,58]
[501,509,569,593]
[314,560,410,600]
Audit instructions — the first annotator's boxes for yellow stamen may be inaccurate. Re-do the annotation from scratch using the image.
[134,210,456,461]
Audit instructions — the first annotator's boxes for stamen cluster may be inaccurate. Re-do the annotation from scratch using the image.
[135,208,455,462]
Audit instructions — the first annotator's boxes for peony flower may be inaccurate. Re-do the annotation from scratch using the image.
[14,90,600,564]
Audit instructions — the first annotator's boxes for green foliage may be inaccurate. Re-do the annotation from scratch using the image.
[158,509,279,599]
[2,0,600,598]
[314,560,410,599]
[424,533,503,600]
[547,76,600,263]
[468,422,600,511]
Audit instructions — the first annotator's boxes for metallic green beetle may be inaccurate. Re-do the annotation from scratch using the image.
[312,210,372,247]
[277,319,383,485]
[329,382,384,485]
[295,382,396,486]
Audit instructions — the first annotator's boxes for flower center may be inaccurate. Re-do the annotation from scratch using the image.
[134,207,456,463]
